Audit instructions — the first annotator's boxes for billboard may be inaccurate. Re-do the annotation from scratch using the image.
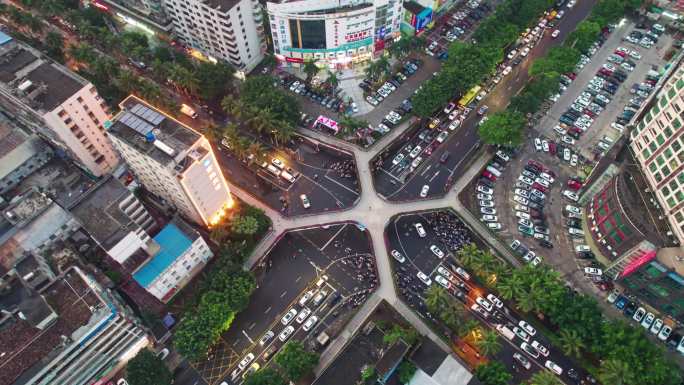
[415,8,433,33]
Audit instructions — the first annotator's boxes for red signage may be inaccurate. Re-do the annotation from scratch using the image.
[285,57,304,63]
[619,249,657,279]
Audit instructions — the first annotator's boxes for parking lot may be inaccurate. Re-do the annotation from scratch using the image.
[463,18,673,289]
[194,223,376,385]
[371,0,598,201]
[215,134,360,216]
[385,210,593,384]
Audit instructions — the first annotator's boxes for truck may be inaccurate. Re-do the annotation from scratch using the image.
[180,103,198,119]
[458,85,481,107]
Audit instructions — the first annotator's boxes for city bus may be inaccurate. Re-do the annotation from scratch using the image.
[458,85,482,107]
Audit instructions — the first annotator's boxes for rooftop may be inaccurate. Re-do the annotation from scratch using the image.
[3,189,52,227]
[0,267,107,385]
[204,0,242,12]
[70,177,146,251]
[108,96,202,166]
[0,114,49,181]
[0,35,86,112]
[133,220,197,288]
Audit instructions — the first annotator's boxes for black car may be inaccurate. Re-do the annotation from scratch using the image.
[538,239,553,249]
[623,302,637,317]
[479,178,494,188]
[578,251,595,259]
[567,219,582,228]
[524,164,541,174]
[382,119,395,127]
[528,201,543,210]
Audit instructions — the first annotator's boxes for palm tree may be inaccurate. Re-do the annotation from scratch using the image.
[327,71,339,94]
[516,289,537,313]
[364,61,379,81]
[302,59,319,83]
[457,243,481,269]
[558,329,585,358]
[598,359,633,385]
[376,55,391,78]
[496,274,525,300]
[273,125,294,148]
[115,70,140,94]
[69,43,97,64]
[528,370,562,385]
[425,286,449,314]
[457,319,479,338]
[476,330,502,357]
[247,142,264,162]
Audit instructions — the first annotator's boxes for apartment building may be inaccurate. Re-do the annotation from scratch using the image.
[0,32,119,177]
[0,265,149,385]
[106,95,233,227]
[630,63,684,244]
[163,0,266,72]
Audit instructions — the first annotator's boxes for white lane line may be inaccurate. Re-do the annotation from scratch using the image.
[320,223,348,251]
[295,275,302,283]
[242,330,254,344]
[264,306,272,314]
[248,322,256,330]
[324,175,360,196]
[429,171,440,182]
[280,290,287,298]
[379,167,403,182]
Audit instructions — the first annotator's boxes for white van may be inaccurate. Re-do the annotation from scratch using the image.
[280,170,296,183]
[486,166,502,177]
[266,164,280,176]
[180,103,198,119]
[496,324,516,340]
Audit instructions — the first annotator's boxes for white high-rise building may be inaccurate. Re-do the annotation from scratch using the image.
[107,95,233,227]
[267,0,403,69]
[630,62,684,243]
[163,0,266,72]
[0,32,119,177]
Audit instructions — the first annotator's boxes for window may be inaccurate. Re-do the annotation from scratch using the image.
[663,186,671,196]
[665,127,674,137]
[667,197,676,208]
[58,109,67,117]
[649,162,658,172]
[76,96,84,103]
[674,140,682,152]
[657,155,665,166]
[673,118,682,129]
[657,134,665,145]
[670,179,679,191]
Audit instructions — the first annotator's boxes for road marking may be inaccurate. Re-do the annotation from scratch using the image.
[429,171,440,182]
[295,275,302,283]
[321,223,348,250]
[264,306,272,314]
[248,322,256,330]
[280,290,287,298]
[324,175,360,196]
[379,167,403,182]
[420,164,432,176]
[242,330,254,344]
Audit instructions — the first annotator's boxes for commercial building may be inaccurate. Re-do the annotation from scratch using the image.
[0,32,119,177]
[266,0,403,69]
[163,0,266,72]
[0,265,149,385]
[94,0,174,37]
[0,112,53,196]
[630,62,684,244]
[107,95,233,227]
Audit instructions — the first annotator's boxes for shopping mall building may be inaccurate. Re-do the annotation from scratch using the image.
[266,0,404,69]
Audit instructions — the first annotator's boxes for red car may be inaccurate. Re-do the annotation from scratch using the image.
[527,159,544,170]
[567,179,582,190]
[482,170,497,181]
[614,50,627,57]
[532,182,548,193]
[598,68,613,77]
[548,142,557,155]
[583,109,597,118]
[566,72,577,80]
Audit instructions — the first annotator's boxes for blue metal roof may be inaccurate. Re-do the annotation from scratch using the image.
[0,32,12,46]
[133,223,192,288]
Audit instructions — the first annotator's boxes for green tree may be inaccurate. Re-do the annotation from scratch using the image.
[557,329,585,358]
[496,273,525,300]
[598,359,633,385]
[231,215,260,236]
[567,20,601,53]
[44,31,64,61]
[196,61,234,101]
[69,43,97,64]
[376,55,391,77]
[474,362,512,385]
[303,59,319,82]
[476,330,502,357]
[126,349,172,385]
[528,370,562,385]
[396,361,417,384]
[327,70,339,93]
[243,368,287,385]
[457,319,480,338]
[275,341,320,381]
[383,324,418,345]
[477,111,526,147]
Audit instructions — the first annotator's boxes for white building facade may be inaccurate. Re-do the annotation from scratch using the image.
[267,0,403,69]
[107,96,233,227]
[631,63,684,244]
[163,0,266,72]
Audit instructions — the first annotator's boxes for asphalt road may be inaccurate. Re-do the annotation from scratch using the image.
[204,224,376,385]
[372,0,599,202]
[386,210,592,385]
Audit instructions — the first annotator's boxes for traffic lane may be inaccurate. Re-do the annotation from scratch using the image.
[391,213,450,275]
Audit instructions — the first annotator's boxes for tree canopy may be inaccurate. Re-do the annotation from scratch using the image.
[243,368,287,385]
[477,111,526,147]
[126,350,172,385]
[474,362,512,385]
[274,341,320,381]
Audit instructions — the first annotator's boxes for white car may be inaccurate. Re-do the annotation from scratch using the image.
[481,207,496,215]
[486,294,503,308]
[279,325,295,342]
[487,222,502,230]
[650,319,663,335]
[542,140,549,152]
[545,360,563,375]
[629,50,642,60]
[300,194,311,208]
[534,137,543,151]
[417,271,432,286]
[420,185,430,198]
[513,195,529,205]
[502,66,513,76]
[518,320,536,336]
[565,205,581,214]
[539,172,554,183]
[477,185,493,194]
[584,267,603,276]
[477,193,493,201]
[448,119,461,130]
[531,340,550,357]
[392,153,405,165]
[430,245,445,258]
[641,312,655,329]
[436,131,449,143]
[507,49,518,59]
[435,274,451,288]
[455,267,471,280]
[296,307,311,323]
[476,296,493,312]
[390,249,405,263]
[437,266,452,279]
[513,326,530,342]
[303,316,318,331]
[482,215,498,222]
[515,204,529,212]
[515,188,529,198]
[238,353,255,370]
[281,308,297,325]
[658,325,672,341]
[518,175,534,185]
[562,135,575,145]
[299,290,314,306]
[551,29,560,38]
[516,211,530,220]
[480,200,495,208]
[633,307,646,322]
[414,223,426,237]
[272,158,285,169]
[563,190,579,201]
[520,47,530,57]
